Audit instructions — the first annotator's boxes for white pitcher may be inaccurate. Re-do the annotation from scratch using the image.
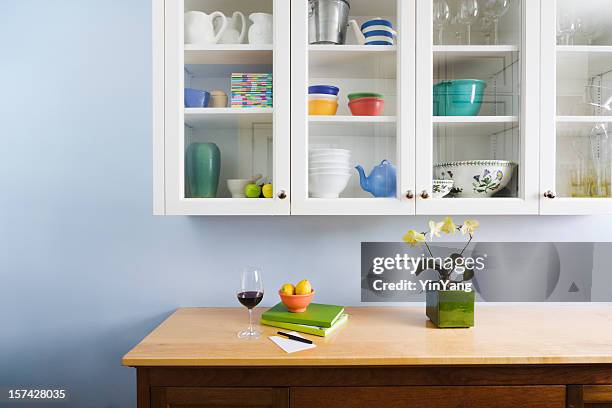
[218,11,246,44]
[248,13,273,45]
[184,11,228,45]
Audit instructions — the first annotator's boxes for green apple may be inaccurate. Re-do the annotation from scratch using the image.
[245,183,262,198]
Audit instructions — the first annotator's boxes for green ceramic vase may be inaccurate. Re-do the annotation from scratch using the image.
[185,143,220,198]
[426,289,475,328]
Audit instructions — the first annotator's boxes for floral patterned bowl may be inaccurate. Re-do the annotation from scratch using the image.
[432,180,454,199]
[433,160,516,198]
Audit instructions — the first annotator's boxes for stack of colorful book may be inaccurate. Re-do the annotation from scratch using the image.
[260,303,348,337]
[231,73,273,108]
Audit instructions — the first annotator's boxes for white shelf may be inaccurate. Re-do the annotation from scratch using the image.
[556,46,612,53]
[309,115,396,123]
[184,108,273,128]
[184,44,273,65]
[433,116,518,124]
[309,45,396,79]
[557,116,612,123]
[433,45,519,54]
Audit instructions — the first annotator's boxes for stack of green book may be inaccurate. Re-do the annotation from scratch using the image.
[260,303,348,337]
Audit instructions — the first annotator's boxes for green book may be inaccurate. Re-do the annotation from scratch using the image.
[261,302,345,328]
[261,314,349,337]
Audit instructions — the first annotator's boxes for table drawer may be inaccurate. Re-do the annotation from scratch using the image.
[291,386,565,408]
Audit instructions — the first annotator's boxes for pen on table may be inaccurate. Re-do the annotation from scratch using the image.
[277,331,313,344]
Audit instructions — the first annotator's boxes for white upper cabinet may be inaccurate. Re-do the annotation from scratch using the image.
[290,0,416,215]
[155,0,290,215]
[153,0,612,215]
[540,0,612,214]
[415,0,540,214]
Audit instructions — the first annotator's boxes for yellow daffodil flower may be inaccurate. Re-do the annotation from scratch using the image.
[461,219,480,235]
[428,220,443,240]
[403,229,426,246]
[440,216,456,234]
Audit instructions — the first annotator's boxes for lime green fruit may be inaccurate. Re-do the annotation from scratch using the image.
[262,183,273,198]
[245,183,262,198]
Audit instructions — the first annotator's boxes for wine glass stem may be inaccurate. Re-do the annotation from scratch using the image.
[248,309,253,334]
[438,28,444,45]
[493,18,499,45]
[467,23,471,45]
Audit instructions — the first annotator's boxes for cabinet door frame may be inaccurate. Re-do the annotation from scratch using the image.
[156,0,291,215]
[539,0,612,215]
[290,0,416,215]
[415,0,541,215]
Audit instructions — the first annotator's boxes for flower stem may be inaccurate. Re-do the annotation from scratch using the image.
[460,234,473,256]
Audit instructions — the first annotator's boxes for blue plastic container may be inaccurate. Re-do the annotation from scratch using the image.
[185,88,210,108]
[308,85,339,95]
[433,80,486,116]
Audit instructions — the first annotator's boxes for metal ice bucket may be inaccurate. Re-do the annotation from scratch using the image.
[308,0,351,45]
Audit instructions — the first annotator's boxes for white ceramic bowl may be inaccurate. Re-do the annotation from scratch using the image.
[309,154,351,164]
[309,167,352,175]
[432,179,454,199]
[309,173,351,198]
[309,159,351,168]
[308,94,339,101]
[433,160,516,198]
[227,179,252,198]
[309,148,351,156]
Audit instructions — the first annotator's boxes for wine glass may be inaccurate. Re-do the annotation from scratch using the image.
[236,267,264,339]
[481,0,511,45]
[456,0,480,45]
[433,0,451,45]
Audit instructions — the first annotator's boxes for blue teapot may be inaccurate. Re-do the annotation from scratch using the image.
[355,160,397,198]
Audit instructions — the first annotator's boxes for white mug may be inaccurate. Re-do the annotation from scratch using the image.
[184,11,228,45]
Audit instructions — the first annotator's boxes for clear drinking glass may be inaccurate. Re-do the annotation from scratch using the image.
[456,0,480,45]
[236,267,264,339]
[481,0,511,45]
[433,0,451,45]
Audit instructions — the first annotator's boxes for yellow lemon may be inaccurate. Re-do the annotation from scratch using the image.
[295,279,312,295]
[262,183,273,198]
[280,283,295,295]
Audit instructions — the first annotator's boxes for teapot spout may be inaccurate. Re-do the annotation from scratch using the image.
[355,165,370,192]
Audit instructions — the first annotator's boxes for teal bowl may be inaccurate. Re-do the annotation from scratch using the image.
[433,80,486,116]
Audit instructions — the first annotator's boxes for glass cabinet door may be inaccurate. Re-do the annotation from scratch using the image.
[541,0,612,214]
[290,0,415,215]
[159,0,290,215]
[415,0,539,214]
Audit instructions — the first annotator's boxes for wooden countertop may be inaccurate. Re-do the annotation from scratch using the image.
[122,305,612,367]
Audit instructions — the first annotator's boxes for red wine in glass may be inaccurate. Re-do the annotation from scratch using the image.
[237,268,264,339]
[237,291,264,309]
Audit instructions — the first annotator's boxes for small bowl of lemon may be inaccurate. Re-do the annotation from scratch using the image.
[278,279,314,313]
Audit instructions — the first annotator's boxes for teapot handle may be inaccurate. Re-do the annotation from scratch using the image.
[233,11,247,44]
[211,12,228,44]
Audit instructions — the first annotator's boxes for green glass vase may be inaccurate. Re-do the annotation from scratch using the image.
[426,289,475,328]
[185,143,220,198]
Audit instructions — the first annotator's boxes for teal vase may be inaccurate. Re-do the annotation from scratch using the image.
[185,143,220,198]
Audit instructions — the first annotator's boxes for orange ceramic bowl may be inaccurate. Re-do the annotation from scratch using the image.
[348,97,385,116]
[309,99,338,116]
[279,290,315,313]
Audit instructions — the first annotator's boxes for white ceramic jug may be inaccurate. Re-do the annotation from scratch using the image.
[218,11,246,44]
[248,13,273,44]
[184,11,228,45]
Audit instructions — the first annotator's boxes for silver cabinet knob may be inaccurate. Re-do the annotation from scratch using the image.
[543,191,556,199]
[405,190,414,199]
[420,190,430,199]
[277,190,287,200]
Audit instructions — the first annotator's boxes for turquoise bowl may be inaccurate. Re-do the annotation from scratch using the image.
[433,79,486,116]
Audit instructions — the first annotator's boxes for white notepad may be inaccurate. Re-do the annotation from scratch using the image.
[269,331,317,354]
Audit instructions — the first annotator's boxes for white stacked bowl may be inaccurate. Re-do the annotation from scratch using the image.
[309,148,352,198]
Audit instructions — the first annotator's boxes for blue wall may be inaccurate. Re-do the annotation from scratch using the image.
[2,1,612,407]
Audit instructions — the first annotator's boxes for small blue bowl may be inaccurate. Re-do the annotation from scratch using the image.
[185,88,210,108]
[308,85,339,95]
[361,19,393,30]
[364,30,394,38]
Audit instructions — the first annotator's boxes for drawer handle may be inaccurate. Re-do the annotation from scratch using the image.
[543,190,556,199]
[277,190,287,200]
[420,190,430,199]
